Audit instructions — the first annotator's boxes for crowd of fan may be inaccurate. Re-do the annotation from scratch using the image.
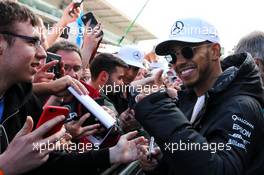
[0,1,264,175]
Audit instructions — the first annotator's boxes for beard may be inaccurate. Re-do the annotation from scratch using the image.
[183,51,212,89]
[103,77,124,95]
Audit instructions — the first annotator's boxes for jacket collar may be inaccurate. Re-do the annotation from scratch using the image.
[3,83,33,117]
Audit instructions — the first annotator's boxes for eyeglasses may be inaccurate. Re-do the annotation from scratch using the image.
[64,64,82,72]
[169,43,213,63]
[0,31,41,48]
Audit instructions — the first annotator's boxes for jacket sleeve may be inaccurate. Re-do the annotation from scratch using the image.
[26,148,111,175]
[134,92,263,175]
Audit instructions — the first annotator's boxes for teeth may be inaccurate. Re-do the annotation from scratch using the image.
[181,69,193,75]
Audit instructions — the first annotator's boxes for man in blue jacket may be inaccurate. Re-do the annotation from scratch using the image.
[135,18,264,175]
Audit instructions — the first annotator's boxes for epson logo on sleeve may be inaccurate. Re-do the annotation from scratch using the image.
[228,114,254,151]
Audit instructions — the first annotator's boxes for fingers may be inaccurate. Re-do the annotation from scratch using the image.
[101,106,110,112]
[15,116,34,137]
[71,8,80,19]
[126,110,135,121]
[138,145,149,155]
[138,145,159,171]
[76,123,100,138]
[42,60,59,72]
[93,23,103,38]
[39,127,66,155]
[124,130,138,140]
[77,113,90,126]
[65,76,82,95]
[39,72,55,81]
[66,2,74,11]
[84,22,103,39]
[120,108,130,119]
[130,109,135,116]
[68,9,80,19]
[124,107,131,114]
[82,123,100,132]
[59,61,65,77]
[166,88,178,98]
[31,115,65,138]
[154,69,164,86]
[81,128,99,137]
[62,132,72,141]
[102,106,116,119]
[85,19,92,28]
[163,77,170,86]
[41,126,66,145]
[123,114,131,122]
[70,78,89,95]
[152,147,162,157]
[133,136,148,146]
[74,7,81,16]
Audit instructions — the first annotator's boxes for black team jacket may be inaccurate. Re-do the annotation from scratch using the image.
[135,53,264,175]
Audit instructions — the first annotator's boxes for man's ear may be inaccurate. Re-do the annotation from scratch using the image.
[98,70,109,84]
[0,35,7,55]
[210,43,221,61]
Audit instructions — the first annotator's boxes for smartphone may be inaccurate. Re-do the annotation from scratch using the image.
[165,70,177,83]
[46,52,62,79]
[168,76,177,83]
[36,106,70,137]
[69,0,84,16]
[81,12,104,37]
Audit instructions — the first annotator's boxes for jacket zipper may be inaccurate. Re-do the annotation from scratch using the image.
[0,109,19,145]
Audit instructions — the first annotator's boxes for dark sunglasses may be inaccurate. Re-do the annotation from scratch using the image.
[168,43,213,63]
[0,31,41,48]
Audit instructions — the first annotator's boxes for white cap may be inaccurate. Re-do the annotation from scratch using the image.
[155,18,220,55]
[117,45,145,69]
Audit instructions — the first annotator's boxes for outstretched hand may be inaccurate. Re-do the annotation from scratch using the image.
[0,115,66,175]
[109,131,148,164]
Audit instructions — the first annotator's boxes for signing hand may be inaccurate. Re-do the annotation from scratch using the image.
[138,144,162,171]
[109,131,147,164]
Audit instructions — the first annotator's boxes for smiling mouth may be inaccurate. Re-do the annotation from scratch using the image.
[178,66,196,75]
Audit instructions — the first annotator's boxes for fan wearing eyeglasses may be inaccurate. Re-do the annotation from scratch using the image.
[0,2,147,175]
[135,18,264,175]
